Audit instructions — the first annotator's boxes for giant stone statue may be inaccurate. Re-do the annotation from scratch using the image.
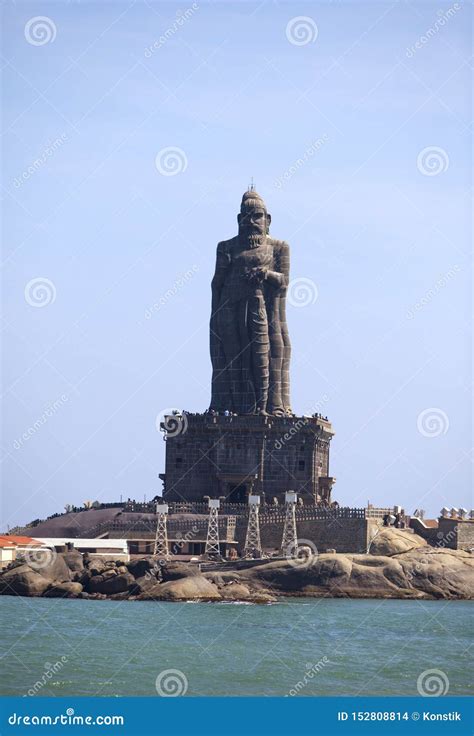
[209,188,292,416]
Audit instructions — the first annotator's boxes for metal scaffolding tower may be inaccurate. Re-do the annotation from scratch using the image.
[281,491,298,557]
[205,499,221,557]
[243,495,263,559]
[153,503,170,558]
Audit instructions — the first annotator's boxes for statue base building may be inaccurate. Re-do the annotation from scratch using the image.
[160,413,335,505]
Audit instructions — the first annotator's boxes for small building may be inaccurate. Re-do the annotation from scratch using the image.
[0,535,45,569]
[0,538,17,569]
[35,538,129,561]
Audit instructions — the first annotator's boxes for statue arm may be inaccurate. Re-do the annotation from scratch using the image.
[264,241,289,289]
[211,241,230,313]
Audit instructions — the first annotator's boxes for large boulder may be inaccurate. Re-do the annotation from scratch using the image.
[88,559,107,576]
[399,548,474,599]
[239,546,473,600]
[137,575,221,601]
[128,574,160,595]
[43,582,83,598]
[88,572,135,595]
[0,564,51,596]
[368,528,426,557]
[36,554,72,583]
[62,550,84,572]
[218,582,252,600]
[127,557,158,579]
[160,561,200,582]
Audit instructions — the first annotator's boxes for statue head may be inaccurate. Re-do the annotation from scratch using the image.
[237,188,271,248]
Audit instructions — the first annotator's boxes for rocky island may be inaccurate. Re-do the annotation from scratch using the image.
[1,529,472,603]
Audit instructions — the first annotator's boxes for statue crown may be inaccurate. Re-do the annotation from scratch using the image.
[240,188,266,213]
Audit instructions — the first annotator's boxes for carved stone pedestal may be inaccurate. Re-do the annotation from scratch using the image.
[160,413,335,505]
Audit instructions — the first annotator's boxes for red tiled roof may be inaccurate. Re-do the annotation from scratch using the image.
[0,538,16,548]
[0,535,42,547]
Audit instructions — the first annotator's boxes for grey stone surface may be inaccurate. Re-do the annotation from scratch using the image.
[209,189,291,416]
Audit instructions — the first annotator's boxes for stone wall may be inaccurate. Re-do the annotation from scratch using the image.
[409,518,439,544]
[438,518,474,550]
[235,516,371,554]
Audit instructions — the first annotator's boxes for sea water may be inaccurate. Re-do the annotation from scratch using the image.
[1,597,472,697]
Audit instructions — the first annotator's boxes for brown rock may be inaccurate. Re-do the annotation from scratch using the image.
[138,575,221,601]
[161,561,200,582]
[62,550,84,572]
[368,528,426,557]
[0,565,51,597]
[44,582,83,598]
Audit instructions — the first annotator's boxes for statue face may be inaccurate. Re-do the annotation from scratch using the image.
[238,207,270,246]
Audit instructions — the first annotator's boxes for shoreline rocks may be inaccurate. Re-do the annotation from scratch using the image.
[0,530,472,603]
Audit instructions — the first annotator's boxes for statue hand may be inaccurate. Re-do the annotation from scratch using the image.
[245,267,267,283]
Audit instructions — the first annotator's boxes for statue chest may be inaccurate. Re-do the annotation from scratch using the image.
[231,245,273,272]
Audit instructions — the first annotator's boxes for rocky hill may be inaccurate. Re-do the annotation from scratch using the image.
[0,530,472,602]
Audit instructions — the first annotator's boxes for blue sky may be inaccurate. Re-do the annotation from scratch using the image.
[1,0,472,527]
